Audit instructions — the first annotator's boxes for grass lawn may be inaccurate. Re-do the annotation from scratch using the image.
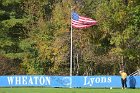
[0,88,139,93]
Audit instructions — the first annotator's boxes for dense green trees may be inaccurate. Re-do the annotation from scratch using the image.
[0,0,139,75]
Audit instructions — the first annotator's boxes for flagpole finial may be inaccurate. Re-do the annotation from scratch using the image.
[72,5,77,11]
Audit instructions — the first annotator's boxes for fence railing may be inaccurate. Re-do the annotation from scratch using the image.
[129,69,140,76]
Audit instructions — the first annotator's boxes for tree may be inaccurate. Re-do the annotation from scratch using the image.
[0,0,26,75]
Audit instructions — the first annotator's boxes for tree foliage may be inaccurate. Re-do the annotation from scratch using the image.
[0,0,139,75]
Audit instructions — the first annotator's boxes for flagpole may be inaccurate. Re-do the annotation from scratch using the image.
[70,6,73,88]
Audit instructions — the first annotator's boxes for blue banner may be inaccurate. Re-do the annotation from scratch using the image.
[0,76,140,88]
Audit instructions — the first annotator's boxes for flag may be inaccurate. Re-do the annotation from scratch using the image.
[72,12,97,29]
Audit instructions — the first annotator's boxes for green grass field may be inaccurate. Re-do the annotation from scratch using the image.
[0,88,139,93]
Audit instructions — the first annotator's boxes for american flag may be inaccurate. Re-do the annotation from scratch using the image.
[72,12,97,29]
